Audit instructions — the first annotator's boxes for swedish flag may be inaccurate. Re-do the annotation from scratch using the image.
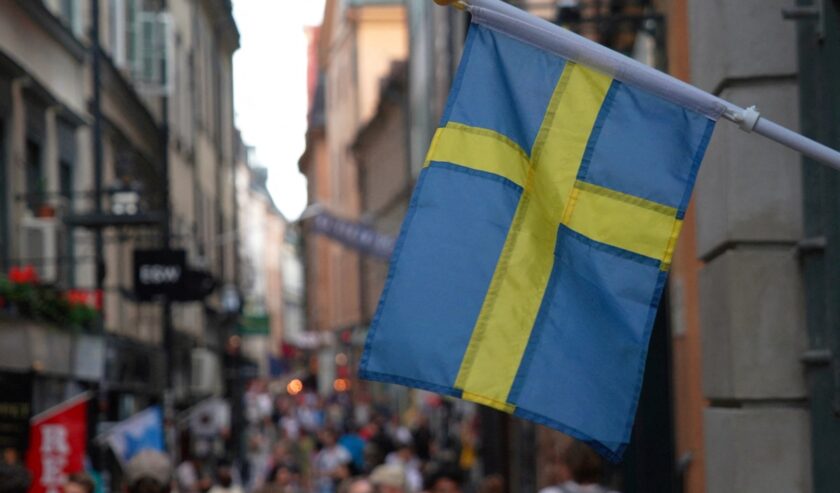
[359,23,715,460]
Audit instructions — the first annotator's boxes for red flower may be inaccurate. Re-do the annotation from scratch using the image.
[64,289,103,311]
[9,265,38,284]
[94,289,103,310]
[65,290,86,306]
[23,266,39,283]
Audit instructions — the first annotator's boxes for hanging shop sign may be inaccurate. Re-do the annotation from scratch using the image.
[133,249,187,300]
[238,314,270,336]
[133,249,216,302]
[309,211,395,259]
[169,269,216,302]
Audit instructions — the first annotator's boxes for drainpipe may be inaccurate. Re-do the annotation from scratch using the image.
[788,0,840,490]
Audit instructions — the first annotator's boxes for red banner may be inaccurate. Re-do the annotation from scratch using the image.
[25,394,89,493]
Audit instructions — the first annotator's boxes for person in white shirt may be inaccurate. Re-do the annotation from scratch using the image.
[313,429,351,493]
[384,439,422,493]
[207,462,243,493]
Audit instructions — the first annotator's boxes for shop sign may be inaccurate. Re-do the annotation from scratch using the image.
[310,211,395,259]
[238,314,270,336]
[133,249,187,300]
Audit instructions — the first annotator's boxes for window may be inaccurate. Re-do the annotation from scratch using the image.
[57,121,75,205]
[215,206,224,276]
[60,0,75,26]
[59,161,72,205]
[212,39,222,143]
[109,0,172,94]
[195,185,205,259]
[110,0,127,66]
[25,140,43,214]
[134,11,173,94]
[58,121,76,286]
[60,0,82,36]
[127,0,137,67]
[109,0,140,70]
[0,118,7,270]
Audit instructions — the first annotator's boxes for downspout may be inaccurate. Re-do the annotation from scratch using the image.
[792,0,840,490]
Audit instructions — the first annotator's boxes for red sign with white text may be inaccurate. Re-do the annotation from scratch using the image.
[25,394,89,493]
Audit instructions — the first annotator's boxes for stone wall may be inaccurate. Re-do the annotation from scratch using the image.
[689,0,811,491]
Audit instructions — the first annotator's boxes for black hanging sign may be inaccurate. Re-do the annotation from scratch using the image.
[133,249,187,300]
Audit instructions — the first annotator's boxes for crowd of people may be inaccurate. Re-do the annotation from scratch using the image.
[0,442,617,493]
[169,385,618,493]
[193,386,480,493]
[0,385,619,493]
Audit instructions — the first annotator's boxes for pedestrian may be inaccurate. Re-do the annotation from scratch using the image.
[340,478,372,493]
[123,450,173,493]
[424,468,463,493]
[261,463,301,493]
[410,417,431,463]
[367,417,394,460]
[338,427,366,476]
[279,410,301,442]
[197,473,214,493]
[538,441,619,493]
[63,473,95,493]
[369,464,406,493]
[0,462,30,493]
[207,461,243,493]
[384,440,421,492]
[475,474,504,493]
[269,442,295,475]
[175,457,201,493]
[313,429,351,493]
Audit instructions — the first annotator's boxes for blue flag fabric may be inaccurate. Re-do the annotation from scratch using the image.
[106,406,165,463]
[360,22,714,461]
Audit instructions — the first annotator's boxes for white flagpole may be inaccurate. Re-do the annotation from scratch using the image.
[441,0,840,170]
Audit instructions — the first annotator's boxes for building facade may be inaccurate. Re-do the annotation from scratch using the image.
[681,0,840,491]
[0,0,98,442]
[665,1,707,491]
[352,61,409,324]
[299,0,408,395]
[235,143,289,377]
[0,0,240,458]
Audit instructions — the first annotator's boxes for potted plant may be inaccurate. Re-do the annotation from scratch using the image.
[0,266,38,317]
[0,268,99,331]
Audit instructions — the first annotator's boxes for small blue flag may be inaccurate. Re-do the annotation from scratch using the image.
[106,406,165,463]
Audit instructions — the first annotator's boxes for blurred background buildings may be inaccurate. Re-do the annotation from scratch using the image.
[0,0,305,482]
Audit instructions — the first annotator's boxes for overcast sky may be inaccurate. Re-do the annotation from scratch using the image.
[232,1,326,220]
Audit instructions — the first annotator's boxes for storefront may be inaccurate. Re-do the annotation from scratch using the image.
[0,318,105,458]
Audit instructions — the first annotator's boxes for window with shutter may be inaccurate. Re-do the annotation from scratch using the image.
[132,11,173,95]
